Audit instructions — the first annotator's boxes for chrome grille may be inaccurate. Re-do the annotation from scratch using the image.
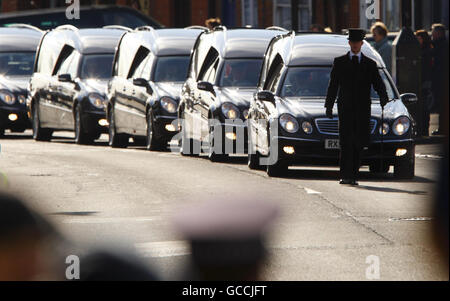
[315,118,377,136]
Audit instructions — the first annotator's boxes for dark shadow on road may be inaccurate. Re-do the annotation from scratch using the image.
[49,211,99,216]
[0,134,33,140]
[50,138,109,147]
[354,185,427,195]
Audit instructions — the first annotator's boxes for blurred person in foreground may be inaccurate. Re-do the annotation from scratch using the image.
[0,192,59,280]
[415,30,434,136]
[173,199,278,281]
[370,21,392,73]
[430,24,449,136]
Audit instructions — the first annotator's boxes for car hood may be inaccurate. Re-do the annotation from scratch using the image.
[79,79,108,95]
[278,97,410,121]
[218,88,255,108]
[0,76,29,93]
[152,82,183,100]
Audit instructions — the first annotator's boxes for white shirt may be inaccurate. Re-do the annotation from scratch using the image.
[349,51,362,63]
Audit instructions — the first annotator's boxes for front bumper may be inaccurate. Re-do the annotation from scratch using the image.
[153,115,179,140]
[82,110,108,134]
[0,105,31,131]
[275,136,415,166]
[212,121,249,154]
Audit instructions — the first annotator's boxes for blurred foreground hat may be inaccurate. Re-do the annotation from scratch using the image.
[174,199,278,268]
[348,28,366,41]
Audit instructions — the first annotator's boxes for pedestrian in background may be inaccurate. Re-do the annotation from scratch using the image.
[325,29,388,186]
[205,17,221,30]
[430,24,449,136]
[370,22,392,74]
[173,198,278,281]
[311,24,325,32]
[415,29,434,136]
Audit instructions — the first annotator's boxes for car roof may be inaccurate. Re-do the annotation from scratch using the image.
[127,28,204,56]
[276,33,386,68]
[0,27,43,52]
[44,27,124,54]
[210,28,286,59]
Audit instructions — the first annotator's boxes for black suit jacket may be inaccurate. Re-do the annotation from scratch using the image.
[325,52,388,147]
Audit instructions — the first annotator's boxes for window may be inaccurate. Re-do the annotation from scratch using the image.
[219,59,263,88]
[127,47,150,79]
[273,0,312,30]
[263,55,284,92]
[52,45,75,76]
[0,52,35,77]
[80,54,114,79]
[242,0,258,27]
[197,47,219,82]
[153,56,193,83]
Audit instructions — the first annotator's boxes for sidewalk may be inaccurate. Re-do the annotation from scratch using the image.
[416,114,446,145]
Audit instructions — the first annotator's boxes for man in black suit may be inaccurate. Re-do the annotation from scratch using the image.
[325,29,388,186]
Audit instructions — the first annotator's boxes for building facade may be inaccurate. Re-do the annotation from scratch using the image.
[1,0,448,32]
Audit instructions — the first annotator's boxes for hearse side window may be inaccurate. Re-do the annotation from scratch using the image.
[56,50,79,79]
[36,35,57,75]
[263,55,284,92]
[197,47,219,82]
[140,54,154,80]
[52,45,75,76]
[200,57,219,83]
[127,47,150,78]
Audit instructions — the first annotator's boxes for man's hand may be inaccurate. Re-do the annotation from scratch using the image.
[326,107,333,119]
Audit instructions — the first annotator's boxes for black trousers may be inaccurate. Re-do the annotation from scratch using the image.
[339,138,362,181]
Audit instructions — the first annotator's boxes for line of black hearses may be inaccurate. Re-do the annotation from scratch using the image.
[0,24,418,179]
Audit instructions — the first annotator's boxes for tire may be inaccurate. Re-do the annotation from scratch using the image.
[265,131,287,177]
[369,161,390,174]
[74,105,94,145]
[146,111,164,151]
[32,102,52,141]
[179,118,199,157]
[108,106,128,148]
[248,131,263,170]
[208,122,228,162]
[134,136,147,146]
[394,154,415,179]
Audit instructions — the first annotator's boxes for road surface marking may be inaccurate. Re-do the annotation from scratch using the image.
[135,241,190,258]
[304,187,322,195]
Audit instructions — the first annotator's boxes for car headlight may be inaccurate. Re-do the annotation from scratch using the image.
[161,97,177,113]
[221,102,240,120]
[0,90,15,105]
[393,116,410,136]
[18,94,27,104]
[302,121,313,134]
[88,93,106,109]
[379,122,390,136]
[280,114,299,133]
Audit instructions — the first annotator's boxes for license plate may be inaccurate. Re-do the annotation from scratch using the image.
[325,139,340,149]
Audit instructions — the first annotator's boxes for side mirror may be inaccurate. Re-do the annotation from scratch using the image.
[133,78,153,94]
[257,90,275,104]
[197,81,215,94]
[58,74,72,83]
[400,93,418,106]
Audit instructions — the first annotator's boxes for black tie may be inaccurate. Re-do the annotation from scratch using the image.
[352,55,359,65]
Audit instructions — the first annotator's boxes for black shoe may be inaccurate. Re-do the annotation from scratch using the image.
[339,179,352,185]
[351,180,359,186]
[432,130,441,136]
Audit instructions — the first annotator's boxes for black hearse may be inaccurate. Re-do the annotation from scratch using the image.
[178,27,286,161]
[248,32,417,178]
[0,24,43,137]
[28,25,126,143]
[106,26,204,149]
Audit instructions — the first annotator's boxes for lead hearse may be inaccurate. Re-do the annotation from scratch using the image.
[248,32,418,178]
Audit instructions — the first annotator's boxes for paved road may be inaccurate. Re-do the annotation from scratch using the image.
[0,131,447,281]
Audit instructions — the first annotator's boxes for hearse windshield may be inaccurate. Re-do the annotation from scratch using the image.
[280,67,396,100]
[219,59,263,88]
[0,52,35,77]
[80,54,114,79]
[153,56,190,83]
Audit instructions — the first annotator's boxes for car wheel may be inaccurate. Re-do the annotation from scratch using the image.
[394,153,415,179]
[32,102,52,142]
[208,123,228,162]
[74,105,94,145]
[108,106,128,148]
[265,132,287,177]
[179,117,198,157]
[248,132,263,170]
[369,161,390,174]
[146,111,163,151]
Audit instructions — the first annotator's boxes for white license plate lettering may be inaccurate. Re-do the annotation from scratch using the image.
[325,139,340,149]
